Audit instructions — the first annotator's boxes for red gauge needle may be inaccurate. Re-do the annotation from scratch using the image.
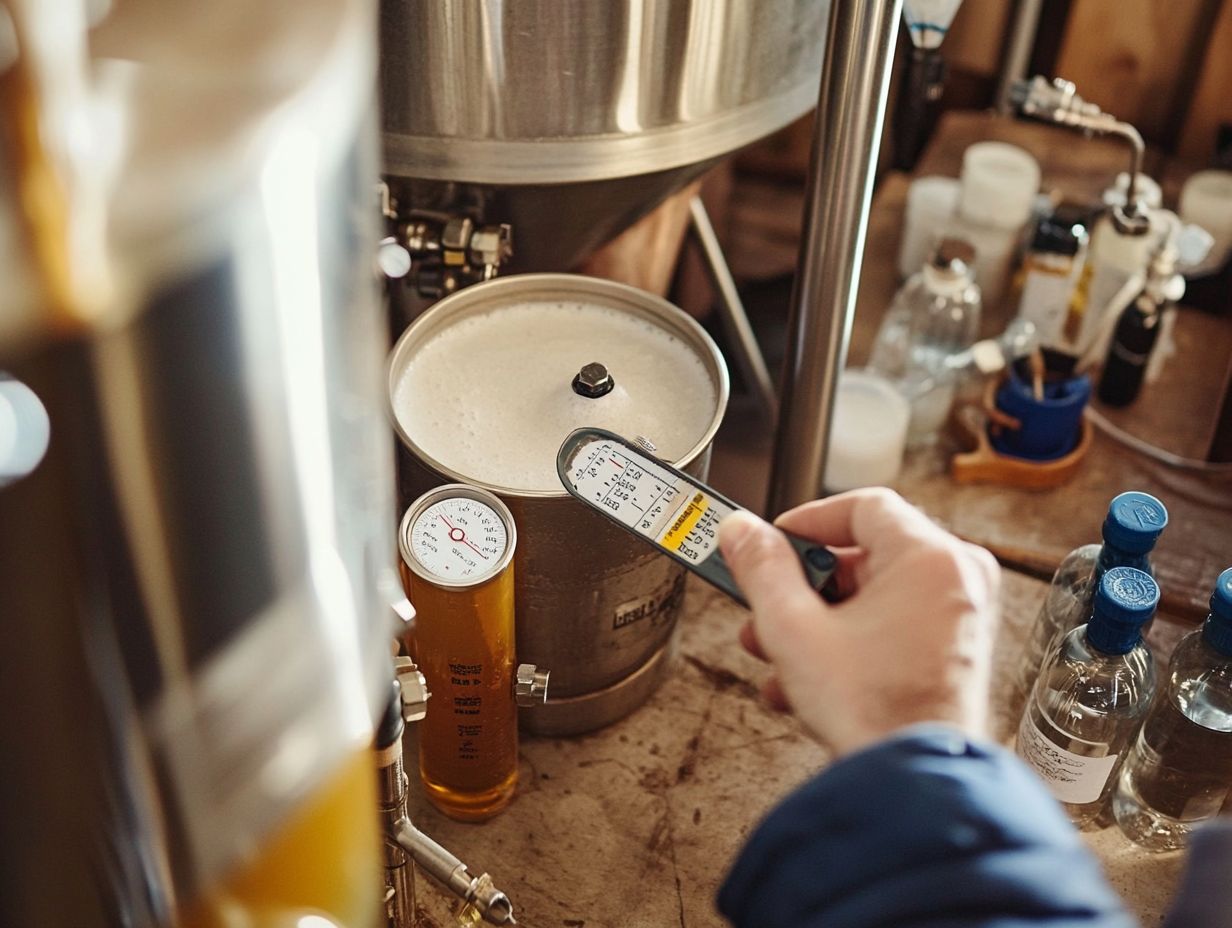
[438,512,489,559]
[462,537,488,559]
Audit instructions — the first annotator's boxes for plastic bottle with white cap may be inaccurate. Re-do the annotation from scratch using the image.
[869,237,982,446]
[897,175,961,280]
[944,142,1041,308]
[1072,172,1163,354]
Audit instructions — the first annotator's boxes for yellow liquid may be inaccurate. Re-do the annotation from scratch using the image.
[403,563,518,821]
[180,751,382,928]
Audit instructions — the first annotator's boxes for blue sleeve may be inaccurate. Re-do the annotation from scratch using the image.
[718,725,1136,928]
[1162,819,1232,928]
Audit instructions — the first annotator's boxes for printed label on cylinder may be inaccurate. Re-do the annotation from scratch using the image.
[1017,711,1118,804]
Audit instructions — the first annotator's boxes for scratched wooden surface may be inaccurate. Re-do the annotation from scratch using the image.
[407,574,1184,928]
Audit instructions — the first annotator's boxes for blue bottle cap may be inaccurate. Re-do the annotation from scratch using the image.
[1101,491,1168,555]
[1203,568,1232,657]
[1086,566,1160,654]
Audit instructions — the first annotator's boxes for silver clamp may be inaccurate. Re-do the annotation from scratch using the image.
[514,664,550,708]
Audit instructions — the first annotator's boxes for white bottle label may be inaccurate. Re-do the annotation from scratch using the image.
[1017,711,1119,804]
[1018,271,1073,345]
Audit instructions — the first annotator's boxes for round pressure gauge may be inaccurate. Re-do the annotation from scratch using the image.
[399,484,516,588]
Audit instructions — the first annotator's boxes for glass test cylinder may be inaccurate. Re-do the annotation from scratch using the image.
[399,484,519,821]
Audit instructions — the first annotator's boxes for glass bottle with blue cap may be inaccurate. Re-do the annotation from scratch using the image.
[1017,566,1159,827]
[1114,567,1232,850]
[1012,491,1168,713]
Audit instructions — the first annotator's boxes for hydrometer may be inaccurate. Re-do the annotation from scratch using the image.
[557,428,839,607]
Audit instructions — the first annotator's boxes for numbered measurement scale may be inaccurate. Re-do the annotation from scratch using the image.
[401,487,514,587]
[557,428,838,606]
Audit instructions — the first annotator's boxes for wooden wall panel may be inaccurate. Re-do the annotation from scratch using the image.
[1179,0,1232,162]
[944,0,1015,76]
[1053,0,1211,144]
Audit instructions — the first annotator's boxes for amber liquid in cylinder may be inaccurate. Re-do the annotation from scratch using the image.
[179,751,382,928]
[403,562,518,821]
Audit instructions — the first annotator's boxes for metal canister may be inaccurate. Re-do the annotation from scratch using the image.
[388,274,729,734]
[399,484,522,820]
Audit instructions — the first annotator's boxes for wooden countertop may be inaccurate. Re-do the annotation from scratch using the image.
[408,575,1185,927]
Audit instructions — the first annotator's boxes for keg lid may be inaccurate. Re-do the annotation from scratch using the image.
[399,484,517,588]
[389,275,728,495]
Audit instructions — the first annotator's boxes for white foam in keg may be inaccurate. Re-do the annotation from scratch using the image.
[394,300,718,492]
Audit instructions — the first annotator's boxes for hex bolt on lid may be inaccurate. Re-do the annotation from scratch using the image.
[571,362,615,398]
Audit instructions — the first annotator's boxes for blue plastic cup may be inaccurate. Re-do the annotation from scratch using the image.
[989,360,1090,461]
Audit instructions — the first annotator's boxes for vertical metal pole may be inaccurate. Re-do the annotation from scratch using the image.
[688,196,778,422]
[765,0,903,515]
[995,0,1045,114]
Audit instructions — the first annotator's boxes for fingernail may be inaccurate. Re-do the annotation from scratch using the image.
[719,510,761,549]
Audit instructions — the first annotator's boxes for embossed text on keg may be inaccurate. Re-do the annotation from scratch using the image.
[613,572,687,630]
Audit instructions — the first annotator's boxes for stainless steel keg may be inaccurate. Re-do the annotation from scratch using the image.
[388,274,729,734]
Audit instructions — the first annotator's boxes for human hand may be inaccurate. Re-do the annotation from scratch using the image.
[717,488,1000,757]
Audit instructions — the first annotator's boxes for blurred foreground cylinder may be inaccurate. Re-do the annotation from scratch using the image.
[0,1,394,925]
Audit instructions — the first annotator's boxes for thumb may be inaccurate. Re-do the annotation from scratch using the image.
[718,511,824,650]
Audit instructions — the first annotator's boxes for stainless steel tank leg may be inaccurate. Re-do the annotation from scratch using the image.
[688,196,778,421]
[995,0,1045,115]
[766,0,904,515]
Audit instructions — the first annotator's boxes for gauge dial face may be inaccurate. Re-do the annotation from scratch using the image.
[562,437,731,566]
[408,496,509,584]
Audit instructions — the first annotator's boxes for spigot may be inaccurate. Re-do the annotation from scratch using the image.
[1009,75,1150,237]
[514,664,550,707]
[394,818,517,926]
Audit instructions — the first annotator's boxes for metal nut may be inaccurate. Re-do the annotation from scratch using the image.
[514,663,550,707]
[394,656,431,723]
[571,362,615,398]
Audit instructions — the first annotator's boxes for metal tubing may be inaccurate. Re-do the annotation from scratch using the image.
[766,0,903,515]
[688,196,778,421]
[996,0,1045,114]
